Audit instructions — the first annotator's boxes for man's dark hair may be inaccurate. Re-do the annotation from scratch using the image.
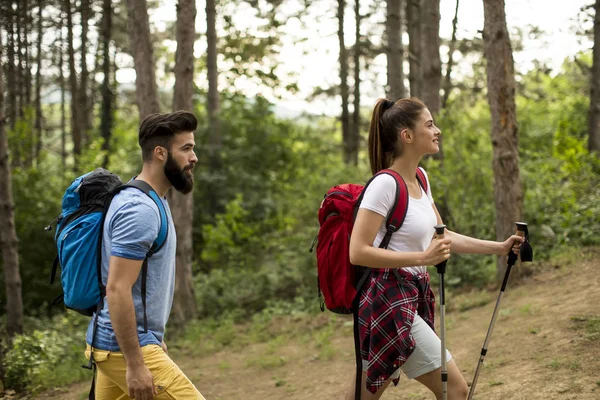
[138,110,198,161]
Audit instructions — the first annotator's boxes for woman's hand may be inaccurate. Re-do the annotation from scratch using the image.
[422,237,452,265]
[498,235,524,256]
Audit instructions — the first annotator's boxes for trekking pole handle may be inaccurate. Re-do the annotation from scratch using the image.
[435,224,446,238]
[434,224,447,273]
[508,222,527,265]
[515,222,527,238]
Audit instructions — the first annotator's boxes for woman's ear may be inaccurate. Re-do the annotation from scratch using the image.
[400,128,413,144]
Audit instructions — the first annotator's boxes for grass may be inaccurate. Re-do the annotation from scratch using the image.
[570,315,600,340]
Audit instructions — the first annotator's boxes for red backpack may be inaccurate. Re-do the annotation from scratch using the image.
[313,168,428,314]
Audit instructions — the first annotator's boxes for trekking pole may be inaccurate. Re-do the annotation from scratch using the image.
[434,224,448,400]
[467,222,532,400]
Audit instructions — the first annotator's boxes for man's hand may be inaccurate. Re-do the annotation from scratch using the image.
[126,363,157,400]
[161,340,168,354]
[498,235,524,256]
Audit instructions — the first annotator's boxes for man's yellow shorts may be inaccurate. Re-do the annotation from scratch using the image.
[85,344,205,399]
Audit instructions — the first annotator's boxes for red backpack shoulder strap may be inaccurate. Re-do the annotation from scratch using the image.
[416,166,428,194]
[371,169,409,249]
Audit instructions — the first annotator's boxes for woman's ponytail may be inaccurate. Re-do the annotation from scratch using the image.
[368,99,395,175]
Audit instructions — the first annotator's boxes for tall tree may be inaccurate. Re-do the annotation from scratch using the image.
[589,0,600,154]
[386,0,406,100]
[349,0,361,165]
[206,0,221,174]
[5,2,17,130]
[0,42,25,340]
[58,20,67,170]
[406,0,421,97]
[338,0,351,163]
[482,0,523,283]
[442,0,460,109]
[100,0,113,168]
[169,0,198,328]
[34,0,43,163]
[125,0,160,119]
[64,0,82,166]
[420,0,441,117]
[80,0,92,137]
[206,0,222,219]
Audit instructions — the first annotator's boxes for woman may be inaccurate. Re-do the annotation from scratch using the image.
[346,98,522,400]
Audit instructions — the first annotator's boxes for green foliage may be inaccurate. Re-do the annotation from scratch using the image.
[1,314,90,393]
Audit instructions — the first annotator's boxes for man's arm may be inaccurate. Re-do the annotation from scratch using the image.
[106,255,157,399]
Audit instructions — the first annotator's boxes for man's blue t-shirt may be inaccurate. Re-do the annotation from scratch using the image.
[86,187,176,351]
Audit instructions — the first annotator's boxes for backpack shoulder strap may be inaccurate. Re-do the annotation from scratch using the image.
[116,180,169,256]
[365,169,409,249]
[416,166,428,194]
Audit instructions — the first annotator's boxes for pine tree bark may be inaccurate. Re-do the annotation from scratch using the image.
[442,0,460,109]
[386,0,405,100]
[206,0,221,174]
[169,0,198,328]
[80,0,92,138]
[100,0,113,169]
[420,0,441,116]
[34,0,43,164]
[421,0,442,163]
[406,0,421,98]
[0,42,25,340]
[64,0,82,167]
[338,0,351,164]
[59,22,67,170]
[589,0,600,154]
[6,1,17,130]
[350,0,361,166]
[125,0,160,119]
[482,0,524,283]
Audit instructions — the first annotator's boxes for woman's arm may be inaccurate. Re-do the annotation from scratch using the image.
[349,208,450,268]
[431,204,522,256]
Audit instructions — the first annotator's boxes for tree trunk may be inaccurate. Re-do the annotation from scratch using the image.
[169,0,198,328]
[80,0,92,139]
[482,0,524,284]
[386,0,405,100]
[34,0,43,164]
[338,0,351,163]
[406,0,421,98]
[350,0,360,166]
[125,0,160,119]
[421,0,442,164]
[100,0,113,169]
[6,2,17,131]
[15,0,24,118]
[420,0,441,116]
[59,22,67,171]
[442,0,459,109]
[64,0,81,167]
[589,0,600,154]
[206,0,221,173]
[23,0,31,107]
[0,41,25,340]
[206,0,222,218]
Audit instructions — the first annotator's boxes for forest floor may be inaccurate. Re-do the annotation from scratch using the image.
[31,248,600,399]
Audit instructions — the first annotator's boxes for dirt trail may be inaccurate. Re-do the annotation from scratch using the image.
[37,251,600,399]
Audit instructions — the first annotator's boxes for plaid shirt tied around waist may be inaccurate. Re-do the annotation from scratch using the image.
[358,268,436,394]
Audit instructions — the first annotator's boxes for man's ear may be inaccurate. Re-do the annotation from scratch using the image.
[154,146,167,162]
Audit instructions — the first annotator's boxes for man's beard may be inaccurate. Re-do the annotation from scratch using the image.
[164,152,194,194]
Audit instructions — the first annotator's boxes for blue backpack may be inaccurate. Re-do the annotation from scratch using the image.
[48,168,168,325]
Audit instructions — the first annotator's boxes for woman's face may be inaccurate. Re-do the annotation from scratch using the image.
[410,108,442,156]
